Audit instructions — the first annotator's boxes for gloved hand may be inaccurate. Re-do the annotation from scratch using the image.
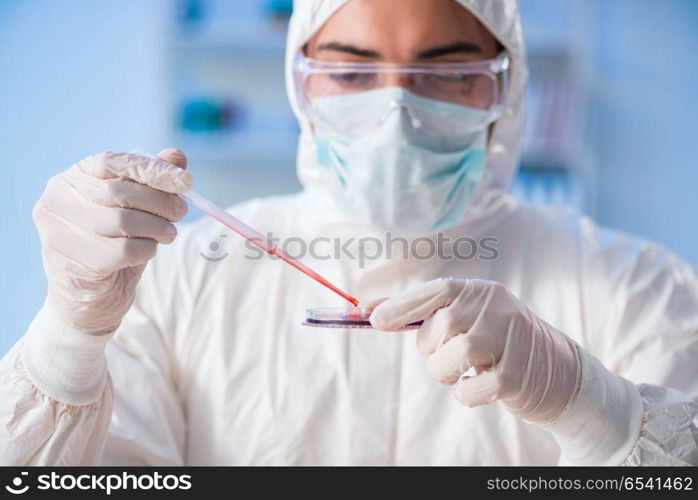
[33,149,192,333]
[369,278,581,422]
[370,278,645,464]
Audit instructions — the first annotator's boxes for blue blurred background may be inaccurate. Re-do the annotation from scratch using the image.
[1,0,697,355]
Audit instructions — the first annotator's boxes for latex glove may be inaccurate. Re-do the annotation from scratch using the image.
[33,149,191,333]
[370,278,581,422]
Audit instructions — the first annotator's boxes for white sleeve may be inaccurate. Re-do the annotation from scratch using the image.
[0,262,188,466]
[611,246,698,466]
[0,306,114,465]
[537,348,698,466]
[565,229,698,466]
[622,384,698,466]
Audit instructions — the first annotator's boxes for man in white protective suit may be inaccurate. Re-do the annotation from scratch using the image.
[1,0,697,466]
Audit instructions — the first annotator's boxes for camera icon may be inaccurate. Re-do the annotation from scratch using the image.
[5,472,29,494]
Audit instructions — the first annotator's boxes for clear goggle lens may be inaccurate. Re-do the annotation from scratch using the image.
[294,51,510,134]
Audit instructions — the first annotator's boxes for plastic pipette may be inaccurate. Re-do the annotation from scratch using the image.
[180,190,360,307]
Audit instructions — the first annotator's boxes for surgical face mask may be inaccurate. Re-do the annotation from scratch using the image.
[311,87,490,235]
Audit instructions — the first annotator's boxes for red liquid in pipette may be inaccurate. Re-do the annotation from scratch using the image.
[126,150,356,307]
[270,247,359,307]
[183,191,359,307]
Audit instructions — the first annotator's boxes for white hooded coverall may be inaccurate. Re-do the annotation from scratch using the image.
[1,0,697,465]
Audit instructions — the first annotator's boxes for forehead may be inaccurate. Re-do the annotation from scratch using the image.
[311,0,496,48]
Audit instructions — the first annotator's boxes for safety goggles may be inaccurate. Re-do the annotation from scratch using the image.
[293,51,510,136]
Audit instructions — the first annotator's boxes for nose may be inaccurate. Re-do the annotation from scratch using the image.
[383,73,415,89]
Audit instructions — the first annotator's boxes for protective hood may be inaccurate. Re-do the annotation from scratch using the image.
[285,0,528,224]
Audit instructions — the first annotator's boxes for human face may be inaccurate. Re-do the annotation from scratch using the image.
[301,0,504,121]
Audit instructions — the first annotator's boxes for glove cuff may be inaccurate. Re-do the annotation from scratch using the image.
[538,348,643,465]
[22,304,114,406]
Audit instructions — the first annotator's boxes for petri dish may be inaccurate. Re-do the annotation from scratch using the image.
[303,307,423,330]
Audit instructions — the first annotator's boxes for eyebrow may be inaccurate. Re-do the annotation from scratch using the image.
[316,42,381,58]
[417,41,483,59]
[314,40,483,60]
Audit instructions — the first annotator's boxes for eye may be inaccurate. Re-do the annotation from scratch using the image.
[328,72,376,88]
[424,74,473,85]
